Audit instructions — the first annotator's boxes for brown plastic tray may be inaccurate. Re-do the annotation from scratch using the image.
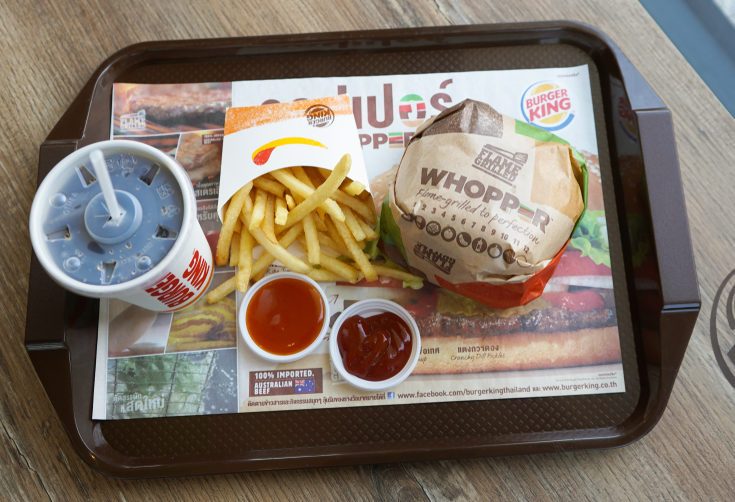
[25,22,699,477]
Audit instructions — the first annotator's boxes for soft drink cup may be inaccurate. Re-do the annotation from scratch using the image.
[29,140,213,311]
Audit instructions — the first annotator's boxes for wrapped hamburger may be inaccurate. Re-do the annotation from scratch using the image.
[381,99,587,308]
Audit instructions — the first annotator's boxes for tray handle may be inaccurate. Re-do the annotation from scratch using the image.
[633,107,700,433]
[610,42,700,434]
[26,141,79,346]
[635,108,699,308]
[604,36,699,307]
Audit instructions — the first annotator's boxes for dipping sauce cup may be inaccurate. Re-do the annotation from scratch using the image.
[239,272,330,363]
[330,299,421,391]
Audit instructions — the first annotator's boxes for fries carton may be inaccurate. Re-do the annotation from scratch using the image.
[218,95,370,219]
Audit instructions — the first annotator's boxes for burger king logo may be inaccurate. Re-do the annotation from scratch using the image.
[398,93,427,128]
[520,82,574,131]
[304,104,334,128]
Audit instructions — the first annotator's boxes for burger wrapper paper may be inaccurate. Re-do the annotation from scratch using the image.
[383,99,588,308]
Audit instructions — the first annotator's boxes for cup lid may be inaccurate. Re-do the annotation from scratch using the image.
[29,140,194,294]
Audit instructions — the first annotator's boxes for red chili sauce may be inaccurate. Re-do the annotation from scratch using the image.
[245,278,325,355]
[337,312,413,381]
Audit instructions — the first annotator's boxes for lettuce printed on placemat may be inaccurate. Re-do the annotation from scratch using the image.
[570,210,611,268]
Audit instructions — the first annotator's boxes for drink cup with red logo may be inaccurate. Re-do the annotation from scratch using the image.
[29,140,213,312]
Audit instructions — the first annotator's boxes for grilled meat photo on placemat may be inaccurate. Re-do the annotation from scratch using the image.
[175,130,223,185]
[112,82,231,135]
[410,286,620,374]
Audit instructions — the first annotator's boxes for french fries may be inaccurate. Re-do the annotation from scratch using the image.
[262,194,277,243]
[253,177,285,197]
[286,155,352,227]
[302,213,320,265]
[206,276,237,304]
[343,180,365,196]
[215,182,252,266]
[307,269,345,283]
[357,216,378,240]
[285,193,296,210]
[250,226,310,274]
[332,189,375,223]
[372,265,422,283]
[275,197,288,226]
[343,206,367,242]
[317,251,361,283]
[208,154,421,304]
[323,217,350,256]
[228,236,240,267]
[270,169,344,223]
[292,166,316,189]
[331,217,377,281]
[252,223,303,280]
[249,189,267,231]
[237,229,253,292]
[316,232,344,256]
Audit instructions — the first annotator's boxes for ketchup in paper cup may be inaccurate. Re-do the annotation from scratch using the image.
[330,299,421,391]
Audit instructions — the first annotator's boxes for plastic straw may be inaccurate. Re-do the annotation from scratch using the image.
[90,150,124,225]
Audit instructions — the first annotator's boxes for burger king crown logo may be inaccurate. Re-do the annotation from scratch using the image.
[520,81,574,131]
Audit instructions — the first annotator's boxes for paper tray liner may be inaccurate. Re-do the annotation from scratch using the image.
[102,41,640,458]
